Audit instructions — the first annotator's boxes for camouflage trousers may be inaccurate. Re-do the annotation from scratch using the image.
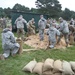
[39,29,44,41]
[57,32,69,46]
[17,28,25,40]
[27,27,35,35]
[3,43,20,58]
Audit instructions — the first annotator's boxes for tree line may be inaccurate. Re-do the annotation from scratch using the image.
[0,0,75,20]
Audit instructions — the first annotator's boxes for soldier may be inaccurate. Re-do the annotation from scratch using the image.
[52,19,60,29]
[57,17,69,47]
[70,18,75,26]
[68,25,75,44]
[46,18,50,28]
[2,17,7,28]
[47,23,60,49]
[15,15,27,40]
[38,15,47,41]
[27,18,35,35]
[0,17,3,28]
[1,26,20,59]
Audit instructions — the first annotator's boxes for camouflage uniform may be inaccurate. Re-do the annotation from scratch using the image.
[47,25,60,48]
[70,18,75,26]
[2,28,20,58]
[38,15,47,41]
[2,17,7,28]
[57,18,69,46]
[27,18,35,35]
[15,15,27,40]
[46,18,50,28]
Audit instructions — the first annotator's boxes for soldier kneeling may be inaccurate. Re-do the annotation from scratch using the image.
[0,26,20,60]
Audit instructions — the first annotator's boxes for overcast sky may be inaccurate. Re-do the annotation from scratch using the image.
[0,0,75,11]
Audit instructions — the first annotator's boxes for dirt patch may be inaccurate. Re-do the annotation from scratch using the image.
[24,33,71,49]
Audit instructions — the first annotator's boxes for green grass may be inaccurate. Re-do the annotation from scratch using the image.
[23,44,33,49]
[0,29,75,75]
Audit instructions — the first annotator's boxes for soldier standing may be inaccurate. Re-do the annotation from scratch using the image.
[38,15,47,41]
[15,15,27,40]
[46,18,50,28]
[2,17,7,28]
[70,18,75,26]
[57,17,69,47]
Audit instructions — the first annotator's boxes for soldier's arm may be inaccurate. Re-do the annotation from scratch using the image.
[30,22,35,28]
[14,18,18,25]
[59,24,64,32]
[38,20,41,26]
[10,32,16,43]
[46,29,49,35]
[23,19,27,25]
[56,29,60,36]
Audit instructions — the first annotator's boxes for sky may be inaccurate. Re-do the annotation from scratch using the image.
[0,0,75,11]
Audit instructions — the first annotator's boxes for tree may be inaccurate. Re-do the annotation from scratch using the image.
[60,8,72,20]
[59,8,75,20]
[70,11,75,19]
[0,7,5,17]
[12,3,30,12]
[30,8,38,13]
[4,7,11,18]
[35,0,62,18]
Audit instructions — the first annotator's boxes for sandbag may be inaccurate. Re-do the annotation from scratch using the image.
[53,60,63,72]
[62,61,74,75]
[43,58,54,72]
[33,62,43,75]
[59,38,66,46]
[22,59,37,73]
[42,70,53,75]
[70,61,75,72]
[16,38,23,54]
[69,35,74,45]
[53,72,62,75]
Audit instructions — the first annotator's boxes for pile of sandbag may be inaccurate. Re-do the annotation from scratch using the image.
[24,33,70,49]
[22,58,75,75]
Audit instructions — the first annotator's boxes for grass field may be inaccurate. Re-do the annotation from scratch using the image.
[0,28,75,75]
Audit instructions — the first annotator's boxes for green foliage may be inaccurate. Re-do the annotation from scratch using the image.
[60,8,72,20]
[12,3,30,12]
[71,11,75,19]
[4,7,11,18]
[0,7,6,17]
[30,8,38,13]
[23,44,33,49]
[59,8,75,20]
[0,3,38,18]
[35,0,62,18]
